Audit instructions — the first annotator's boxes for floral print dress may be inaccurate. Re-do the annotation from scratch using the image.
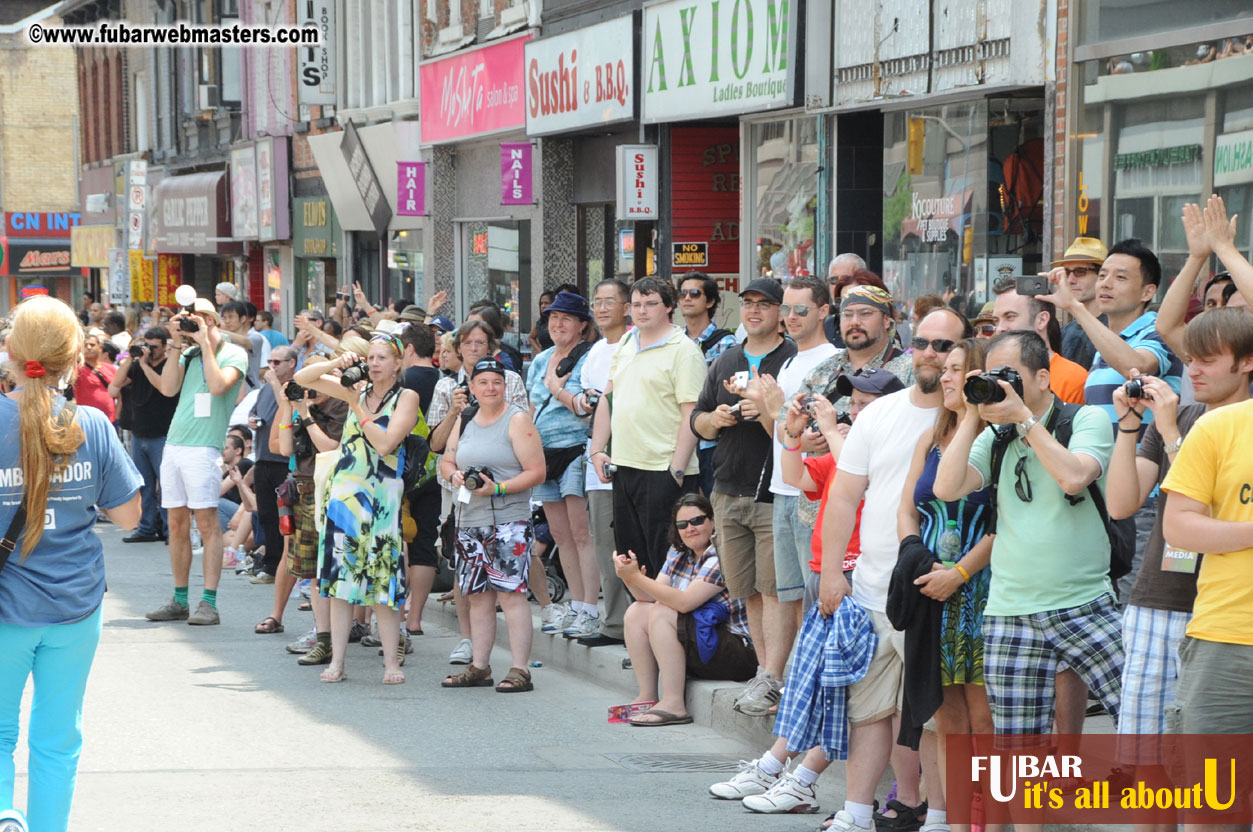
[317,387,406,609]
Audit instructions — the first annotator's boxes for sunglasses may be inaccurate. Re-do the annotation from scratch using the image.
[1064,266,1096,278]
[674,514,710,531]
[976,323,997,337]
[1015,455,1032,503]
[677,288,705,299]
[910,337,956,353]
[779,304,814,317]
[268,358,293,365]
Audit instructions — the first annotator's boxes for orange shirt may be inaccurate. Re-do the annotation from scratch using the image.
[1050,351,1087,404]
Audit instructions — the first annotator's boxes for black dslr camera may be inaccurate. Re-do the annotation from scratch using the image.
[284,381,310,401]
[964,365,1024,405]
[463,466,492,491]
[339,363,369,388]
[178,316,200,333]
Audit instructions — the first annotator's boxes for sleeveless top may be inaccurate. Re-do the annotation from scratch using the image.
[913,446,992,563]
[455,403,531,526]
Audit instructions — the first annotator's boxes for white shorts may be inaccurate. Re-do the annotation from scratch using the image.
[160,445,223,510]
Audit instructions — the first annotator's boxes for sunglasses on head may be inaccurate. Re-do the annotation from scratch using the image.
[911,336,956,353]
[675,514,709,531]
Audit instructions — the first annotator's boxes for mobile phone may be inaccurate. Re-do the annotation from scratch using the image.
[1015,274,1050,296]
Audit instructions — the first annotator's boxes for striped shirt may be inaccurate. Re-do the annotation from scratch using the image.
[662,545,749,636]
[1083,311,1182,431]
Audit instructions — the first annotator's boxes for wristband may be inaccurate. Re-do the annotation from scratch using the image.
[493,482,507,497]
[279,424,291,431]
[1118,426,1141,434]
[954,564,971,583]
[783,441,801,452]
[360,415,373,426]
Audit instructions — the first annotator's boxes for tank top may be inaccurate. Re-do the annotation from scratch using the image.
[455,403,531,526]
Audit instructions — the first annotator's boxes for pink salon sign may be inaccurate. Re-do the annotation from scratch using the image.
[420,35,532,145]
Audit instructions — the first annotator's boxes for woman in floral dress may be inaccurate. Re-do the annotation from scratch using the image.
[293,333,419,684]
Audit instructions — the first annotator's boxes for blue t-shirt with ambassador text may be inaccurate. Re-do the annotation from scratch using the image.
[0,398,143,627]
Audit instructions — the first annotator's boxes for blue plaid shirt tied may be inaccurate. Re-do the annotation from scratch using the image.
[772,598,877,761]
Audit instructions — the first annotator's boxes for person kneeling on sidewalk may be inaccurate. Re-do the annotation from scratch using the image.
[616,493,756,727]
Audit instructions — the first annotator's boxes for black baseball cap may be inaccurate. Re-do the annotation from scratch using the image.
[739,278,784,304]
[470,357,506,379]
[835,368,906,398]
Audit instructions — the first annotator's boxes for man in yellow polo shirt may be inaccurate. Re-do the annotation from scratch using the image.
[590,276,707,578]
[1162,310,1253,738]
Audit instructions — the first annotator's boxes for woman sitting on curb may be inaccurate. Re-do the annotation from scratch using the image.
[616,493,756,726]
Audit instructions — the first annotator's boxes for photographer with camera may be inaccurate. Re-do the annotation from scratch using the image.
[266,373,348,663]
[145,298,248,627]
[109,327,180,543]
[246,347,298,599]
[933,330,1124,748]
[439,357,545,693]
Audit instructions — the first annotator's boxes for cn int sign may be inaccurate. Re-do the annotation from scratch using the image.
[616,145,658,219]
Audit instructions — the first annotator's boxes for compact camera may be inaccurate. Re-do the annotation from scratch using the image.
[1124,377,1148,399]
[463,466,492,491]
[178,317,200,333]
[964,365,1024,405]
[584,390,602,410]
[602,462,617,481]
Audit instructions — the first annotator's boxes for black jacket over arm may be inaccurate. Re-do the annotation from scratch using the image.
[887,534,944,750]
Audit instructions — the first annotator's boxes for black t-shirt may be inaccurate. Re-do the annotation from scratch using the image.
[223,457,254,505]
[402,365,441,418]
[127,357,180,439]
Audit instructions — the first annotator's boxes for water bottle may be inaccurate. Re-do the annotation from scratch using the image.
[190,521,203,552]
[937,519,962,565]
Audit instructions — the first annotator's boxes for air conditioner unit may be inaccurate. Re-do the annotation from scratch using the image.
[198,84,219,110]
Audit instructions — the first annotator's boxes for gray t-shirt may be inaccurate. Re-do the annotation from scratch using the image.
[455,404,531,526]
[245,330,267,387]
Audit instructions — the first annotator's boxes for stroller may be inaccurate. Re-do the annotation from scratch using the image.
[530,502,567,603]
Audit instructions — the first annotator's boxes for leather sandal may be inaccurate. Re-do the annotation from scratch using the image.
[495,666,534,693]
[441,664,493,688]
[254,616,284,634]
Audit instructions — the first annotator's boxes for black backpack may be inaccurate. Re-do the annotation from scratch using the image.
[699,328,734,357]
[987,401,1135,584]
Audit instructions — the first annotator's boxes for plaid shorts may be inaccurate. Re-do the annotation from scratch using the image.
[1115,604,1190,764]
[286,479,319,579]
[984,594,1124,738]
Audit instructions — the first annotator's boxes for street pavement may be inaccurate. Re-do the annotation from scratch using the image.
[9,521,786,832]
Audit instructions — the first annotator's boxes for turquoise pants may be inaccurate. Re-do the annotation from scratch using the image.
[0,605,102,832]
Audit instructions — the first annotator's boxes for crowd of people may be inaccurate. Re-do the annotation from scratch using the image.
[3,194,1253,831]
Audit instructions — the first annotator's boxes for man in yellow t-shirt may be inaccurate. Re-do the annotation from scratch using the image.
[1162,312,1253,737]
[589,277,707,578]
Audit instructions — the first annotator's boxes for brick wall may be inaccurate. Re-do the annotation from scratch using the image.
[0,19,81,212]
[1052,0,1069,259]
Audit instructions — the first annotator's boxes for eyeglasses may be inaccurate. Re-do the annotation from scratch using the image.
[268,358,293,365]
[910,337,956,353]
[741,299,779,311]
[675,514,710,531]
[976,323,997,337]
[840,307,881,322]
[677,288,705,299]
[592,298,622,309]
[630,299,664,311]
[1014,455,1032,502]
[779,304,814,317]
[1064,266,1096,278]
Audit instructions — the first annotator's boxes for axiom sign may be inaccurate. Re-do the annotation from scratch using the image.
[642,0,796,123]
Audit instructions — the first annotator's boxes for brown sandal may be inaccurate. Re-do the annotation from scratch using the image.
[495,666,534,693]
[254,616,284,634]
[441,664,493,688]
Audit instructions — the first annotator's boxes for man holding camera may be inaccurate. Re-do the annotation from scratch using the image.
[146,299,249,627]
[691,279,797,717]
[110,327,180,543]
[247,346,297,586]
[933,331,1123,746]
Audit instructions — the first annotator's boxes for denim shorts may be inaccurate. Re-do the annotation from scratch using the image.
[772,495,813,603]
[532,453,586,502]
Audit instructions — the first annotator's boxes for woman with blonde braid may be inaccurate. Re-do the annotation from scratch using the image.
[293,333,420,684]
[0,297,142,832]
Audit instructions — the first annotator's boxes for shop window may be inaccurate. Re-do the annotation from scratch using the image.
[388,229,425,305]
[459,220,531,347]
[748,116,819,281]
[1076,0,1250,48]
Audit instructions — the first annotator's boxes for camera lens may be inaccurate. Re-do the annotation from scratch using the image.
[1124,378,1145,399]
[339,363,369,388]
[963,374,1005,405]
[179,318,200,333]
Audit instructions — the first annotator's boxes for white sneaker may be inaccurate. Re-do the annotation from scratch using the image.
[709,757,782,799]
[541,602,574,634]
[562,609,601,638]
[742,773,820,814]
[285,628,317,654]
[825,810,872,832]
[448,637,473,665]
[733,668,783,716]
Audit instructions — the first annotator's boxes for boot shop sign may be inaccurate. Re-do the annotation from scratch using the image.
[641,0,797,123]
[524,16,635,137]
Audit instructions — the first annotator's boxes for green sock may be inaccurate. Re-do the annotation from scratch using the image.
[173,586,189,607]
[316,631,331,646]
[201,589,218,610]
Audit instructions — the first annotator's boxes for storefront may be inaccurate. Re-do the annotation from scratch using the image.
[1,212,87,312]
[150,170,242,297]
[1066,2,1253,280]
[640,0,810,307]
[69,224,115,302]
[292,195,341,312]
[422,34,539,345]
[230,137,293,326]
[526,15,638,291]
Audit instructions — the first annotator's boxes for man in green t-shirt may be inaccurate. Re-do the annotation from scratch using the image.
[145,297,248,627]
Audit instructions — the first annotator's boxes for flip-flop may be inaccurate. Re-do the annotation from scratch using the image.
[406,627,424,636]
[319,668,347,683]
[254,616,284,634]
[629,708,693,727]
[383,670,406,685]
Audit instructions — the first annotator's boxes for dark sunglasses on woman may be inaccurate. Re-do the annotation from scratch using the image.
[675,514,710,531]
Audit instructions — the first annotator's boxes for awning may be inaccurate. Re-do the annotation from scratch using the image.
[150,171,240,255]
[308,121,425,234]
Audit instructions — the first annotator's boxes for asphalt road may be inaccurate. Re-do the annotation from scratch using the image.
[6,521,788,832]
